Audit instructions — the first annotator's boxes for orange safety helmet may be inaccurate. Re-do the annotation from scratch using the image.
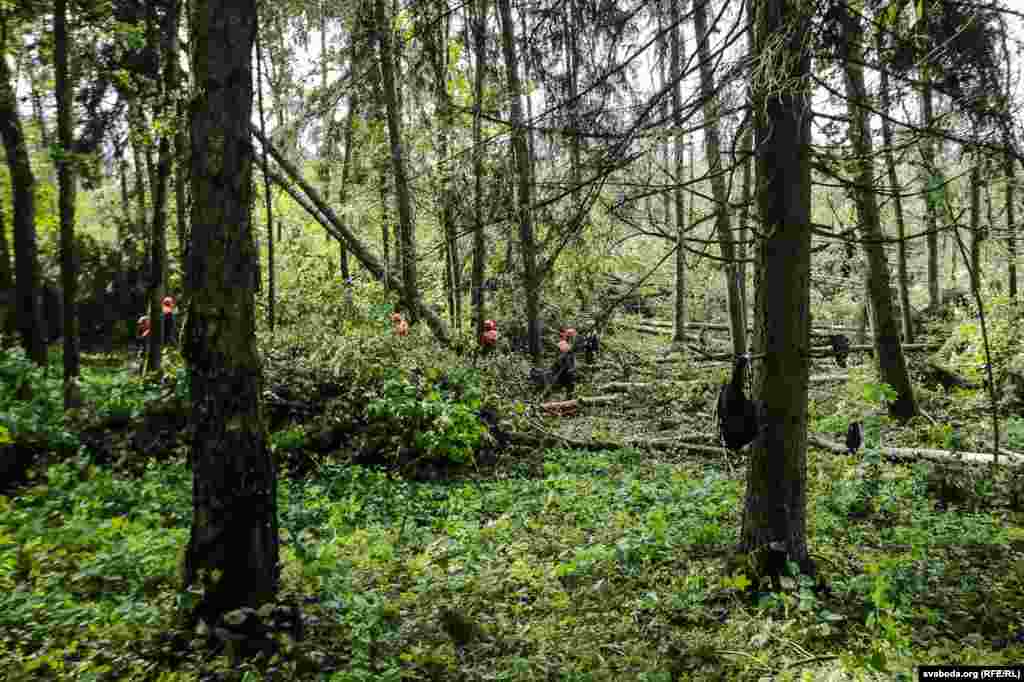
[162,296,175,314]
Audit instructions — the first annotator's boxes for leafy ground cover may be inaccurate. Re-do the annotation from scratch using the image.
[3,311,1024,680]
[2,425,1024,680]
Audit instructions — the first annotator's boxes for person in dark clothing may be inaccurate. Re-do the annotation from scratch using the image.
[161,297,176,345]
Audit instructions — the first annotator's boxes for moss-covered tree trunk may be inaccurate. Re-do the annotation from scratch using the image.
[0,197,12,290]
[840,7,917,420]
[694,0,745,355]
[0,16,46,365]
[918,0,940,310]
[470,0,488,339]
[375,0,421,322]
[670,0,687,344]
[131,102,149,263]
[147,0,176,372]
[876,29,913,343]
[741,0,814,577]
[1006,140,1017,302]
[497,0,541,358]
[183,0,278,625]
[55,0,80,404]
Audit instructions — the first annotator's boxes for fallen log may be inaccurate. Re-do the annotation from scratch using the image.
[808,434,1024,467]
[541,399,578,416]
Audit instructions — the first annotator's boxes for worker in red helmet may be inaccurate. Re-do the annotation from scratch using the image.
[162,296,176,345]
[391,311,409,337]
[480,319,499,354]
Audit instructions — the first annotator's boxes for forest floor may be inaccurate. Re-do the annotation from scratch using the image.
[1,316,1022,681]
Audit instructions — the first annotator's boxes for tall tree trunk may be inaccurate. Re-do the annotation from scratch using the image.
[1006,139,1017,301]
[319,4,333,232]
[737,0,755,332]
[427,7,460,329]
[670,0,687,344]
[497,0,541,358]
[742,0,815,577]
[374,0,420,320]
[693,0,744,355]
[840,8,917,419]
[338,40,357,299]
[470,0,488,338]
[565,0,581,213]
[918,0,940,310]
[380,161,391,291]
[131,103,149,261]
[174,78,188,268]
[0,17,46,365]
[0,196,12,290]
[55,0,80,403]
[252,124,451,342]
[146,0,177,373]
[969,156,981,282]
[183,0,278,626]
[877,31,913,342]
[255,10,275,330]
[737,126,752,332]
[119,156,131,250]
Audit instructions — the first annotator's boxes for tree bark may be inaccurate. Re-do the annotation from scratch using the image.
[497,0,541,358]
[918,0,940,310]
[338,39,357,294]
[693,0,744,355]
[969,156,981,281]
[131,102,149,261]
[876,32,913,343]
[840,8,917,419]
[742,0,814,576]
[670,0,687,344]
[183,0,278,625]
[1006,138,1017,302]
[374,0,420,322]
[146,0,177,373]
[0,17,46,365]
[426,6,460,329]
[55,0,80,402]
[251,125,451,344]
[255,9,275,329]
[0,196,12,290]
[470,0,488,339]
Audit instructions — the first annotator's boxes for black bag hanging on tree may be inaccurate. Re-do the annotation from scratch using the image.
[717,354,762,453]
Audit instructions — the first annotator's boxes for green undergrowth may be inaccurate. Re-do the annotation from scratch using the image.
[0,341,169,448]
[2,438,1024,680]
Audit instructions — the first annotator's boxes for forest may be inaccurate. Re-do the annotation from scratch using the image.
[1,0,1023,679]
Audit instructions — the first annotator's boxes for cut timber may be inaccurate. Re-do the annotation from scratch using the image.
[619,323,672,336]
[541,399,577,416]
[808,434,1023,467]
[597,381,652,392]
[809,373,854,384]
[647,320,863,334]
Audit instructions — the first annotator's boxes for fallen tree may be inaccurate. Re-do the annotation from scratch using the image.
[807,434,1024,468]
[250,124,450,345]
